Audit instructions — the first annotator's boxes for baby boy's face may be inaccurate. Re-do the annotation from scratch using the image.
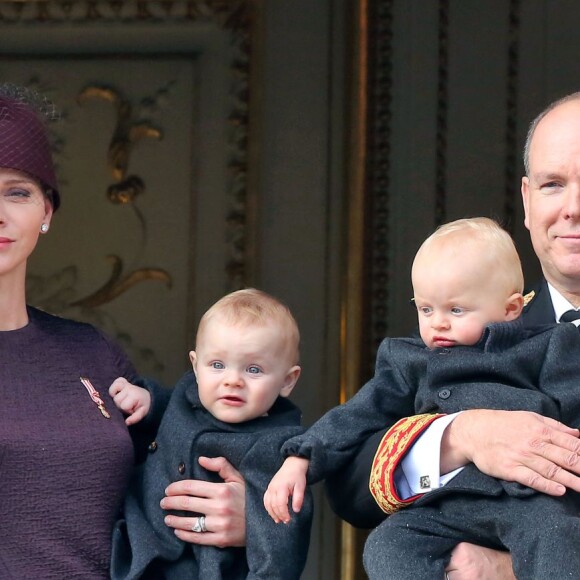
[190,319,299,423]
[412,246,517,349]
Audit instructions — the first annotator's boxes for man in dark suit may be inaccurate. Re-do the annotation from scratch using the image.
[327,93,580,579]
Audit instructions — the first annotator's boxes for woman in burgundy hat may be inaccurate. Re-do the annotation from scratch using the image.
[0,84,245,579]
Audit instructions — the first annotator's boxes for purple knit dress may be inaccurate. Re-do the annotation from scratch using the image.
[0,307,135,578]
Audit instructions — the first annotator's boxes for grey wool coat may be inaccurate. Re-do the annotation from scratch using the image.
[289,317,580,578]
[324,278,576,528]
[284,318,580,500]
[110,372,312,580]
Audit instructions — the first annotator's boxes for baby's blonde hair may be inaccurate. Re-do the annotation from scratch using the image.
[197,288,300,363]
[416,217,524,294]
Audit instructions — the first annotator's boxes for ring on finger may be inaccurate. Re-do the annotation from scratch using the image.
[192,515,207,533]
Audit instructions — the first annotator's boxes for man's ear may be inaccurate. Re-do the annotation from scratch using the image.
[279,365,301,398]
[521,177,531,231]
[505,293,524,320]
[189,351,198,378]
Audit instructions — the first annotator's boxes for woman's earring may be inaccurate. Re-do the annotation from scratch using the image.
[40,223,49,233]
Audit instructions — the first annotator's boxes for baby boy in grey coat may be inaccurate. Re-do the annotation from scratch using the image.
[111,289,311,580]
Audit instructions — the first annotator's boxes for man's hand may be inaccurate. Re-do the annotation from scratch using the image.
[445,543,515,580]
[442,410,580,495]
[161,456,246,547]
[108,377,151,426]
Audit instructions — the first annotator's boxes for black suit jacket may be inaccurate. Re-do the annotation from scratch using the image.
[325,278,560,528]
[521,279,557,327]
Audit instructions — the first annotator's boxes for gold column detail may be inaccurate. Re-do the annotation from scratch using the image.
[340,0,368,578]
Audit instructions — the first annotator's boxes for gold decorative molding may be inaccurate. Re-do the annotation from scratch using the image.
[503,0,521,234]
[72,83,172,306]
[0,0,255,290]
[434,0,450,227]
[367,0,394,356]
[6,0,256,383]
[26,263,168,375]
[0,1,248,25]
[78,85,162,182]
[71,256,171,309]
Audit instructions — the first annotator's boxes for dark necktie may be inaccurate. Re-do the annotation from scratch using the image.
[559,309,580,323]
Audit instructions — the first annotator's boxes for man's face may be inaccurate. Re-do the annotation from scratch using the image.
[522,99,580,294]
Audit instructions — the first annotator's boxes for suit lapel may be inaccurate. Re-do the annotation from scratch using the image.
[521,279,557,327]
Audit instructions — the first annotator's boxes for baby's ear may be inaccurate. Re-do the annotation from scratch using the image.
[505,293,524,320]
[189,351,198,377]
[280,365,301,398]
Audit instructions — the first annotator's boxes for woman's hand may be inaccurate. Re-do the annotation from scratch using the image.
[161,456,246,547]
[442,410,580,495]
[445,543,514,580]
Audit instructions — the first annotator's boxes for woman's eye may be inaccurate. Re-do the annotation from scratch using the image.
[247,366,262,374]
[6,188,32,200]
[211,361,225,370]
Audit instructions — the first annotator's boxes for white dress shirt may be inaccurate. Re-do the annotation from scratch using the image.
[548,283,580,325]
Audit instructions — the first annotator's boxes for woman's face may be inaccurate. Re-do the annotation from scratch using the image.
[0,168,52,282]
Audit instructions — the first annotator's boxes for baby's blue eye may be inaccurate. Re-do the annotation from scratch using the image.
[419,307,432,315]
[247,366,261,374]
[211,361,225,370]
[451,307,464,315]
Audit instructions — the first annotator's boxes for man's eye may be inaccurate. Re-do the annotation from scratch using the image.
[247,366,262,374]
[540,181,562,191]
[211,361,225,370]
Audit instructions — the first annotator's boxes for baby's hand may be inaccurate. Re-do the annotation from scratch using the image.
[109,377,151,426]
[264,456,309,524]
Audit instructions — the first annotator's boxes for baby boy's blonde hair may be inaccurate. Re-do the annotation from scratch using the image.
[415,217,524,295]
[196,288,300,364]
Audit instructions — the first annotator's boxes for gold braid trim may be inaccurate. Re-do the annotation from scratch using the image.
[369,413,444,515]
[523,290,535,307]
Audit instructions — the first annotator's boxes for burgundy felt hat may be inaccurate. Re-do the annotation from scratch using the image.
[0,95,60,210]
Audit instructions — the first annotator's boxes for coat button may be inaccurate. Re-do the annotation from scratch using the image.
[148,440,158,453]
[178,462,186,474]
[438,348,450,354]
[438,388,451,399]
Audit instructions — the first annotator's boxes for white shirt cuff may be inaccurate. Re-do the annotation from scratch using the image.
[395,413,464,499]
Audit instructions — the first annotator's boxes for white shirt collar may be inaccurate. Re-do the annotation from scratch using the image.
[547,282,579,322]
